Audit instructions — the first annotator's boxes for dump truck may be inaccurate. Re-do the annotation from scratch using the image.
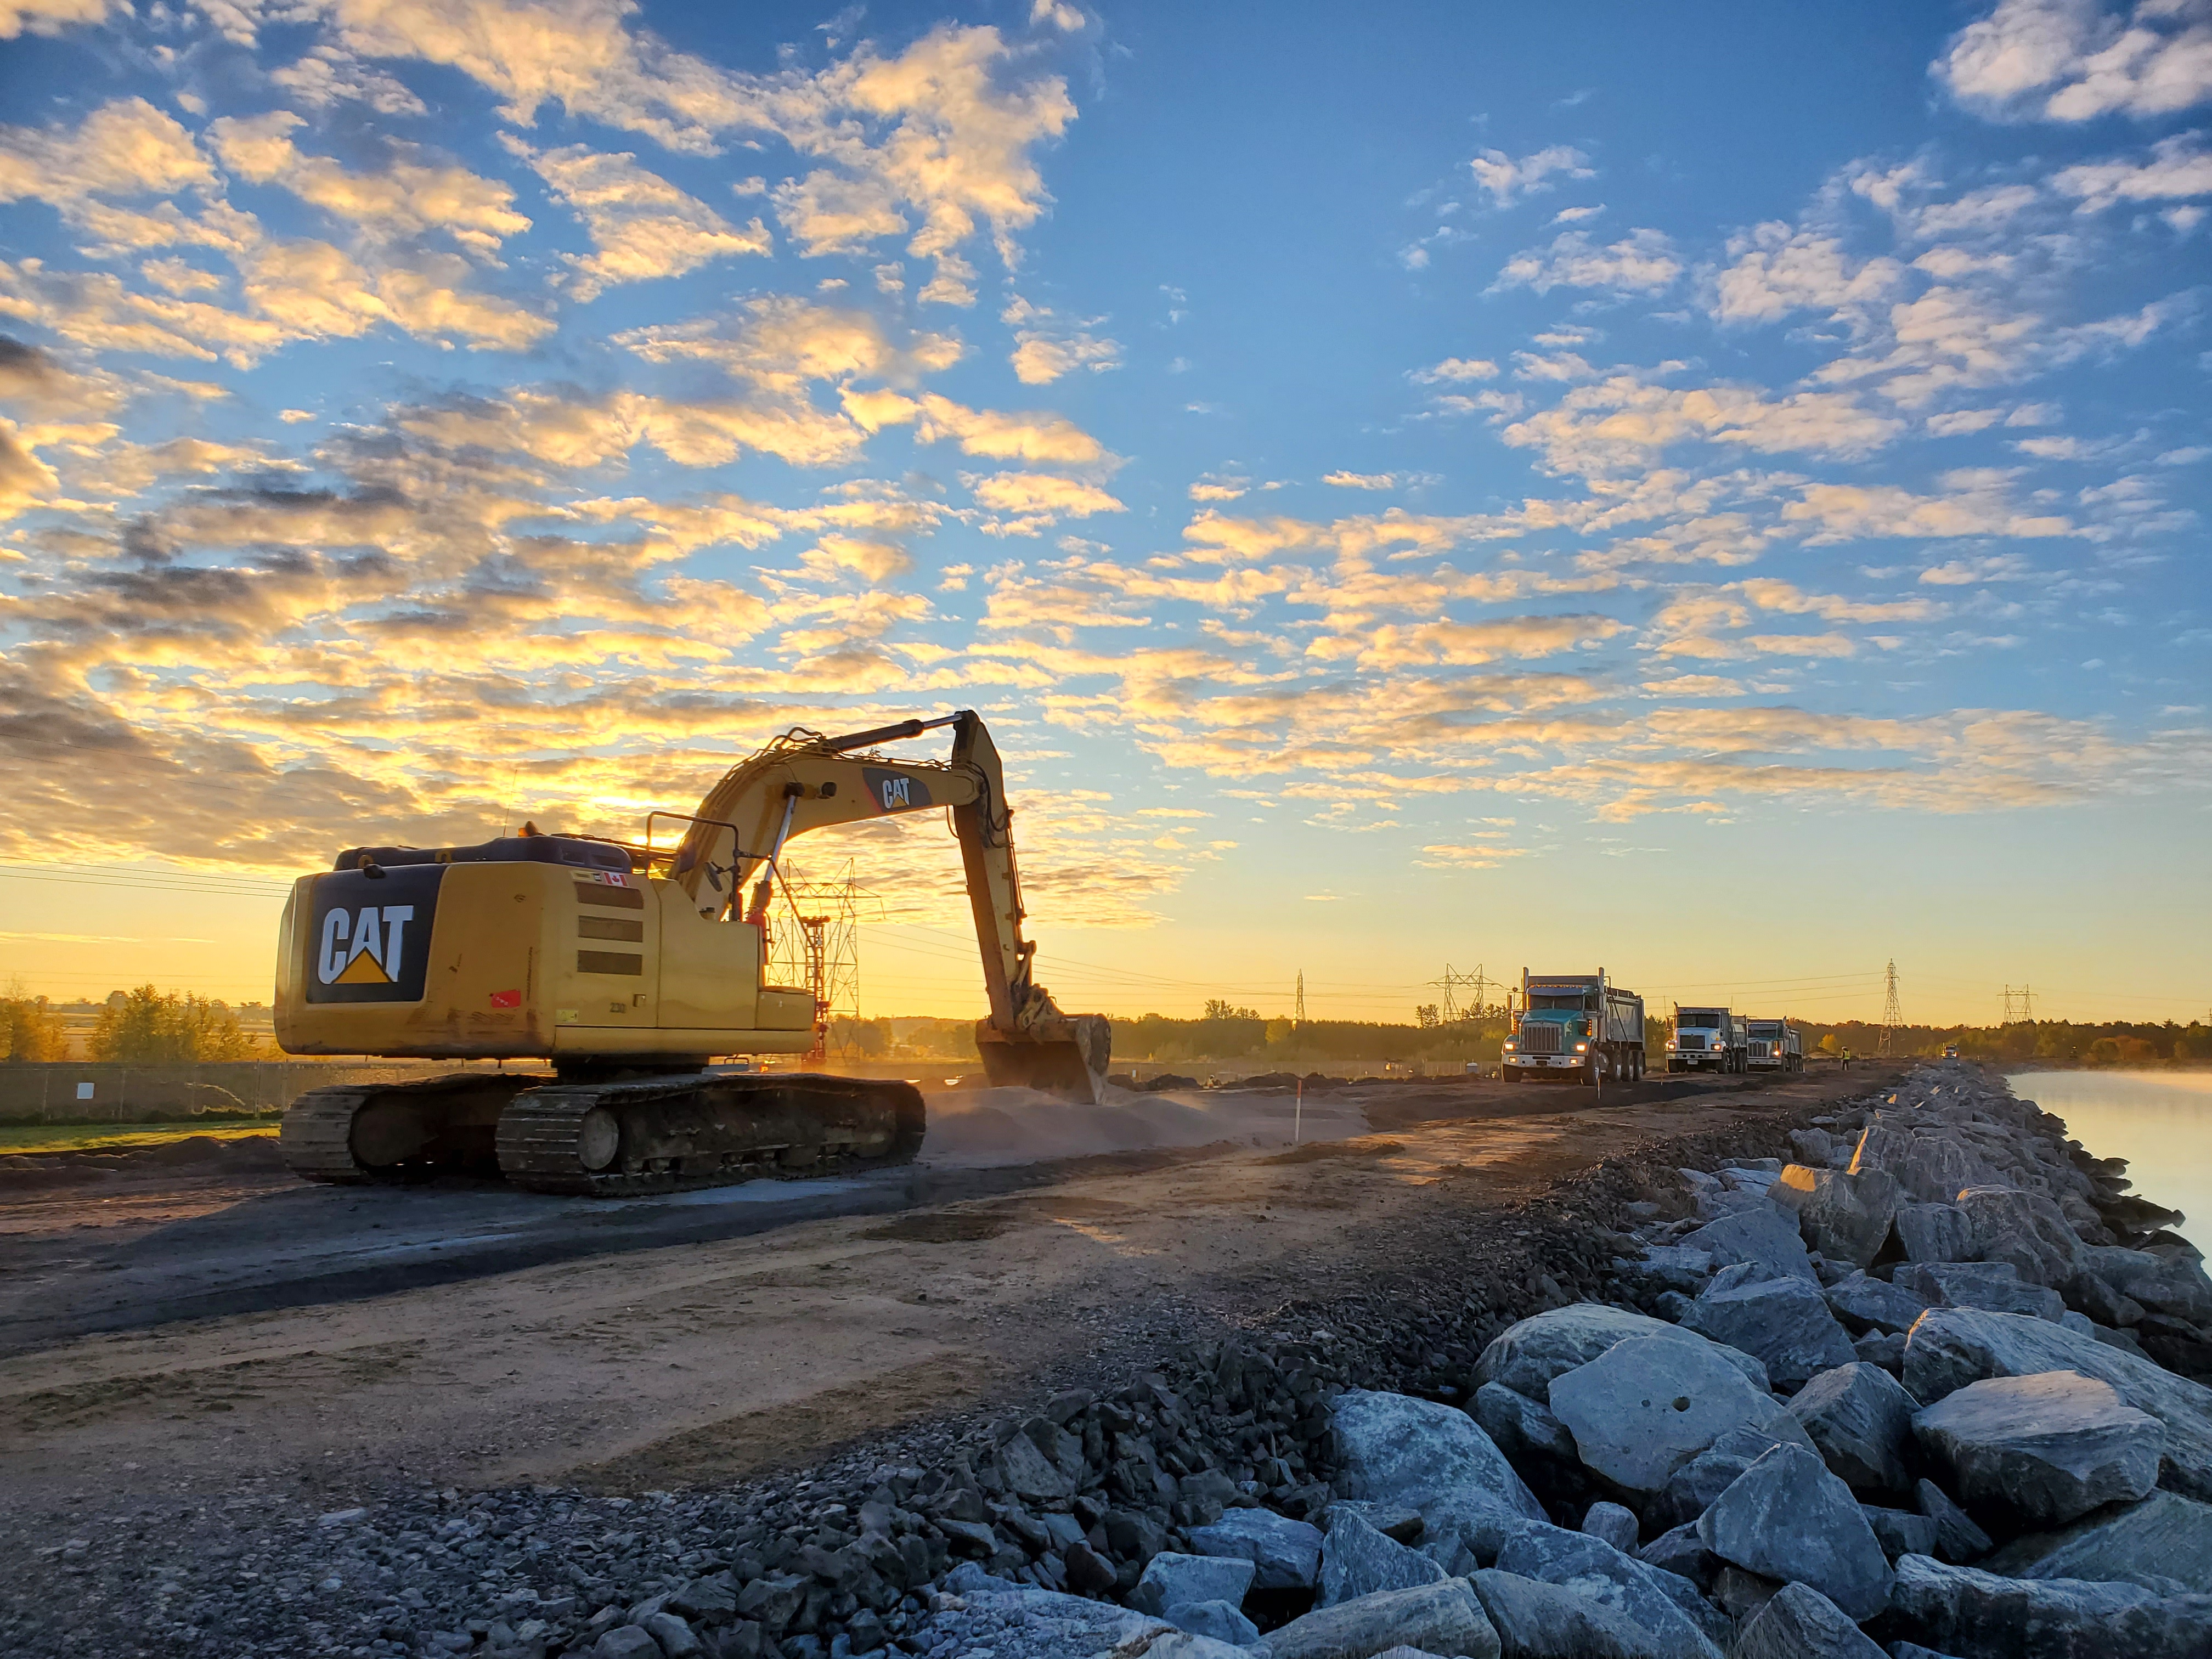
[1745,1018,1803,1073]
[1667,1005,1745,1073]
[1503,969,1645,1086]
[273,710,1107,1195]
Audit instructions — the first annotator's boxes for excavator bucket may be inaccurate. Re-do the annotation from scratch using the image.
[974,1012,1112,1105]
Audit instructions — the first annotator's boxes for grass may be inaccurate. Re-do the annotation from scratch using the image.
[0,1121,280,1156]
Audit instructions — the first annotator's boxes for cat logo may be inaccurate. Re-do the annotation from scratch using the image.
[860,766,933,815]
[318,905,415,986]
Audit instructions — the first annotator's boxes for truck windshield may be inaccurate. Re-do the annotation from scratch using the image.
[1678,1008,1725,1026]
[1530,994,1590,1010]
[1748,1022,1781,1036]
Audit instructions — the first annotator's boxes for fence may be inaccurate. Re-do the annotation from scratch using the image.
[0,1059,510,1122]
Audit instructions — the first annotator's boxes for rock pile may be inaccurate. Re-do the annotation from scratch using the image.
[87,1064,2211,1659]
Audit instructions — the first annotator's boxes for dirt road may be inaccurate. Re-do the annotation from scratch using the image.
[0,1065,1894,1538]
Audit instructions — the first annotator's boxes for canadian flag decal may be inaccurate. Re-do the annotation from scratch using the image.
[489,989,522,1008]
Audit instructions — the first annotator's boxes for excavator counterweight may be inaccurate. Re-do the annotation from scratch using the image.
[271,712,1108,1195]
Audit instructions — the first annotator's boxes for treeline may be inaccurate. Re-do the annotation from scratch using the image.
[1795,1019,2209,1065]
[0,986,263,1063]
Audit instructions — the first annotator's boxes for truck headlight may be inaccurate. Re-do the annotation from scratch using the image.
[1576,1042,1588,1052]
[1503,1041,1516,1051]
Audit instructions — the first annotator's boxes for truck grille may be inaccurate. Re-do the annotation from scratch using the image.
[1520,1024,1562,1054]
[1678,1034,1706,1051]
[1749,1042,1770,1058]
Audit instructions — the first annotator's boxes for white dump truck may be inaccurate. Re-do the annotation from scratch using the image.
[1504,969,1646,1086]
[1667,1005,1745,1073]
[1745,1017,1803,1073]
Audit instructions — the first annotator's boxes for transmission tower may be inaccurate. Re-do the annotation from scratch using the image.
[2002,984,2036,1024]
[1428,963,1486,1023]
[768,857,871,1062]
[1878,960,1903,1057]
[1295,970,1306,1025]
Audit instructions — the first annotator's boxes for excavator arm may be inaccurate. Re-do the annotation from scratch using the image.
[668,711,1110,1101]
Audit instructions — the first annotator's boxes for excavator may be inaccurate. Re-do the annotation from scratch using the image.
[272,710,1109,1196]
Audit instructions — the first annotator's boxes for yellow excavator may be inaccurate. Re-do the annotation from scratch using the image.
[272,710,1109,1196]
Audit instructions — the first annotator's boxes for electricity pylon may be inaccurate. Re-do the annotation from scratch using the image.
[1878,960,1902,1058]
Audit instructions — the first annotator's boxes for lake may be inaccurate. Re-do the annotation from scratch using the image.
[2008,1069,2212,1253]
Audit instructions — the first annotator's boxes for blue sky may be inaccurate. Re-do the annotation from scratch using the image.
[0,0,2207,1026]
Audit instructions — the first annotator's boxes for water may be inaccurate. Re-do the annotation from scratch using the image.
[2008,1070,2212,1251]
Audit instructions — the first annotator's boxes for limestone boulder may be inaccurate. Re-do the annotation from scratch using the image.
[1694,1443,1894,1621]
[1317,1509,1446,1608]
[1773,1164,1903,1268]
[1472,1381,1579,1468]
[1980,1489,2212,1593]
[1895,1261,2066,1322]
[1633,1522,1715,1592]
[1329,1389,1545,1549]
[1913,1478,1993,1564]
[1466,1570,1655,1659]
[1850,1121,1994,1205]
[1633,1245,1716,1294]
[1730,1581,1886,1659]
[2064,1268,2146,1329]
[1475,1304,1767,1398]
[1824,1271,1933,1336]
[1580,1501,1639,1555]
[1263,1578,1501,1659]
[1651,1418,1817,1531]
[1187,1508,1325,1589]
[2086,1245,2212,1325]
[1491,1522,1726,1659]
[1954,1185,2086,1287]
[1547,1333,1802,1496]
[1677,1206,1816,1283]
[1164,1600,1261,1646]
[1884,1553,2212,1659]
[1901,1308,2212,1501]
[1911,1370,2163,1527]
[1787,1361,1917,1494]
[1130,1553,1256,1618]
[1680,1274,1856,1389]
[1859,1504,1938,1561]
[1893,1203,1976,1264]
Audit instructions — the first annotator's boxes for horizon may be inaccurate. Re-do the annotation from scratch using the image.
[1,0,2208,1030]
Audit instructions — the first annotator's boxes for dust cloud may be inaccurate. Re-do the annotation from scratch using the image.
[916,1083,1369,1168]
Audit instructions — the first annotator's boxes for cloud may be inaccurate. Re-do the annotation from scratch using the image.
[1003,296,1120,383]
[1493,228,1681,294]
[2053,130,2212,211]
[1936,0,2212,122]
[1469,144,1594,205]
[1784,471,2079,543]
[1710,223,1905,324]
[1188,476,1246,502]
[851,391,1110,465]
[269,46,429,116]
[1323,471,1396,490]
[1409,357,1499,383]
[968,470,1124,534]
[212,112,531,255]
[1309,613,1630,669]
[618,296,961,397]
[0,0,115,36]
[0,98,215,212]
[1503,375,1904,475]
[506,139,770,300]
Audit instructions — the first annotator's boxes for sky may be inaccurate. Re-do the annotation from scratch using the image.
[0,0,2208,1030]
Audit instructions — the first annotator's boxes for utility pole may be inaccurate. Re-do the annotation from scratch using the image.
[2002,984,2036,1024]
[1879,960,1902,1058]
[1295,970,1306,1026]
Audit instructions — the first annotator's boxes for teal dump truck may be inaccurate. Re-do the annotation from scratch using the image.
[1503,969,1646,1086]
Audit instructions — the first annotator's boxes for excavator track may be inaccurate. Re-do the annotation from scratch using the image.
[279,1072,552,1185]
[495,1072,927,1197]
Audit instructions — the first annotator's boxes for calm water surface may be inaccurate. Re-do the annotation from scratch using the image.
[2008,1070,2212,1252]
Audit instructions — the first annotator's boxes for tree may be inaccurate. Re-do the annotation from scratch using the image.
[1202,998,1258,1020]
[1414,1003,1441,1029]
[91,986,258,1063]
[0,984,66,1062]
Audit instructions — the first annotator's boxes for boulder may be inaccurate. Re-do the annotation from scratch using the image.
[1652,1418,1818,1531]
[1130,1553,1257,1617]
[1853,1331,1908,1372]
[1318,1510,1446,1608]
[1466,1570,1653,1659]
[1893,1203,1976,1264]
[1901,1308,2212,1501]
[1790,1127,1835,1166]
[1678,1206,1817,1283]
[1472,1382,1579,1468]
[1979,1489,2212,1593]
[1491,1523,1725,1659]
[1475,1304,1768,1398]
[1187,1509,1325,1589]
[1773,1164,1904,1268]
[1263,1578,1501,1659]
[1547,1333,1803,1495]
[1825,1271,1934,1336]
[1143,1637,1253,1659]
[1912,1370,2163,1527]
[1788,1361,1918,1494]
[1633,1523,1714,1591]
[1730,1581,1886,1659]
[1860,1504,1938,1561]
[1695,1444,1894,1621]
[1884,1553,2212,1659]
[1895,1261,2066,1322]
[1164,1600,1261,1646]
[1635,1245,1716,1293]
[1850,1121,1988,1204]
[1580,1502,1640,1555]
[1680,1274,1856,1389]
[1913,1479,1993,1564]
[1329,1390,1545,1547]
[1954,1186,2085,1287]
[2064,1269,2146,1329]
[2086,1245,2212,1325]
